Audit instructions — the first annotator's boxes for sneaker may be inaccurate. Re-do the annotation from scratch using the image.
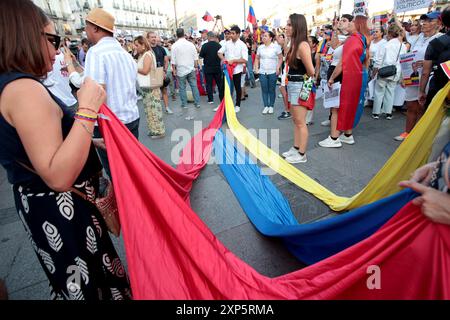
[268,107,274,114]
[372,114,380,119]
[278,93,283,98]
[321,119,331,126]
[285,153,307,164]
[213,106,220,112]
[148,133,166,139]
[262,107,270,114]
[386,114,392,120]
[278,111,292,120]
[394,132,409,141]
[282,147,299,158]
[235,106,240,113]
[181,105,188,109]
[195,104,201,108]
[208,101,214,105]
[318,136,342,148]
[306,121,314,126]
[165,107,174,114]
[339,134,355,145]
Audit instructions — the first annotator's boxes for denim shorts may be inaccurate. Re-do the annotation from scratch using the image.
[287,81,304,104]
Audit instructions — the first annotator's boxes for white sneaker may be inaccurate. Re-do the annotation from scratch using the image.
[282,147,298,158]
[262,107,269,114]
[318,136,342,148]
[285,153,307,164]
[165,107,174,114]
[278,93,283,98]
[339,134,355,145]
[321,119,331,126]
[268,107,274,114]
[235,106,240,113]
[208,101,214,105]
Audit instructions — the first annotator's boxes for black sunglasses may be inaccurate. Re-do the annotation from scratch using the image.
[43,32,61,50]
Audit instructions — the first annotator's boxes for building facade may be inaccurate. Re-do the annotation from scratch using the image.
[32,0,170,38]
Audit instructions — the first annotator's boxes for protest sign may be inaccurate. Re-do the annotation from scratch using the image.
[394,0,433,13]
[324,83,341,109]
[354,0,368,16]
[400,52,420,87]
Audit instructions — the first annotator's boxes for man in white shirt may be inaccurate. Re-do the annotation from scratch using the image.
[218,25,248,113]
[171,28,201,108]
[84,8,140,178]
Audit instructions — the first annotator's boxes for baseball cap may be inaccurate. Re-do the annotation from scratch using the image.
[420,11,441,20]
[201,29,208,33]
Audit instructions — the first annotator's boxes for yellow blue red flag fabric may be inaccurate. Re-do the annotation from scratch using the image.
[247,0,257,25]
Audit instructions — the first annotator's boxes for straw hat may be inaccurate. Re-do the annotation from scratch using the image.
[86,8,115,33]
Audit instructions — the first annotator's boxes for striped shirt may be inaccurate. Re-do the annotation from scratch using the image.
[84,37,139,124]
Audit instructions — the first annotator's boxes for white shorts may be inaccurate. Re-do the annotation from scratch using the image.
[405,86,419,102]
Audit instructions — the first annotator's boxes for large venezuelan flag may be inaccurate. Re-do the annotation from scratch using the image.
[97,94,450,299]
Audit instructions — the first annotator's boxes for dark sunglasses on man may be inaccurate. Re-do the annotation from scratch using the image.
[42,32,61,50]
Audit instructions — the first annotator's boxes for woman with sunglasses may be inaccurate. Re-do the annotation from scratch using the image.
[0,0,131,300]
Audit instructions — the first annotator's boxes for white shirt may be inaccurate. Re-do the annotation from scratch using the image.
[257,43,282,74]
[374,38,407,81]
[171,38,199,77]
[331,45,343,67]
[84,37,139,124]
[406,32,420,47]
[43,53,77,107]
[218,39,248,75]
[369,38,387,61]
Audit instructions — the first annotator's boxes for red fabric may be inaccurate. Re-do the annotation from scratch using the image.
[196,69,207,96]
[202,11,214,22]
[338,33,364,131]
[98,104,450,300]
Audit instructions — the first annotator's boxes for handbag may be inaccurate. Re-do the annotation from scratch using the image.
[148,50,164,89]
[378,42,403,79]
[17,161,121,237]
[71,178,121,237]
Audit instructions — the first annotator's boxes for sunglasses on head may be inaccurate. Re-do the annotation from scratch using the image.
[43,32,61,50]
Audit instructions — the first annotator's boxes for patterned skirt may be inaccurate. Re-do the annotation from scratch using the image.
[142,88,165,137]
[13,176,131,300]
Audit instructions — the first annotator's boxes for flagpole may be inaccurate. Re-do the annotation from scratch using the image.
[244,0,247,29]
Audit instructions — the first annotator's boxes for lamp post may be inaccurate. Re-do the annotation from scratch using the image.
[173,0,178,30]
[244,0,246,29]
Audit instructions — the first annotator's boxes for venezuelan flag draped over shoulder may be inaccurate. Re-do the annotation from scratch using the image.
[247,0,257,25]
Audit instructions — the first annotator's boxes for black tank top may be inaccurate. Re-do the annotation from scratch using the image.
[0,72,102,189]
[287,57,307,76]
